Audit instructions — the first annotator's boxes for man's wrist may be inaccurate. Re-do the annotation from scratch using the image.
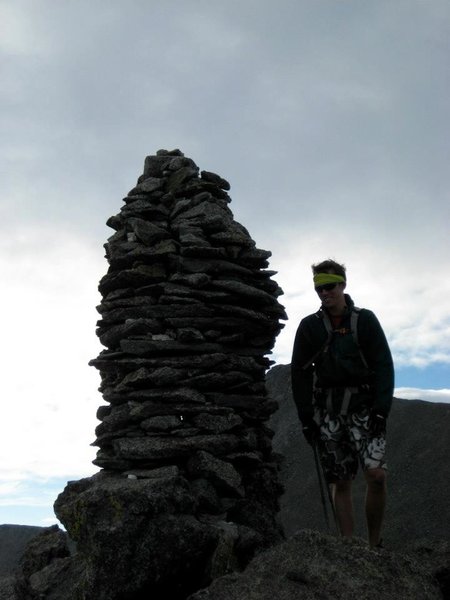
[302,420,319,445]
[369,410,387,434]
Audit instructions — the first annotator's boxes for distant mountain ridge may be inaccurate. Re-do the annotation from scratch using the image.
[267,363,450,546]
[0,525,44,577]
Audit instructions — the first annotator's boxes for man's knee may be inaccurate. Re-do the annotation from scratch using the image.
[364,467,386,490]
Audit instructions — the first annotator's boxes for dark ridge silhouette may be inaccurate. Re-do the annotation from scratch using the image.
[267,363,450,547]
[0,525,44,577]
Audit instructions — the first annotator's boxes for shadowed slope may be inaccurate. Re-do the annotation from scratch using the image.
[267,363,450,547]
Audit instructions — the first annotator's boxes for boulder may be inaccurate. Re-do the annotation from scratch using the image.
[188,529,446,600]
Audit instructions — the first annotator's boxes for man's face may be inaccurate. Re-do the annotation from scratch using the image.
[315,281,346,311]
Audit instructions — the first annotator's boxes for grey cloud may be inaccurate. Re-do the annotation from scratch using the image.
[1,0,449,353]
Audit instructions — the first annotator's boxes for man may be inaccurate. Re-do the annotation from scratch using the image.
[291,259,394,547]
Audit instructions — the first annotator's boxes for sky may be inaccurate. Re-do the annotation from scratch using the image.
[1,0,449,527]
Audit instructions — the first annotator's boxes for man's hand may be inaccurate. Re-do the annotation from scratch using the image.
[369,411,386,436]
[302,420,320,445]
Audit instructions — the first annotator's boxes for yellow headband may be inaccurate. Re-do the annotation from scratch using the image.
[313,273,345,287]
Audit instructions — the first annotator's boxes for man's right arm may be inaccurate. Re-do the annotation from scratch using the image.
[291,318,316,425]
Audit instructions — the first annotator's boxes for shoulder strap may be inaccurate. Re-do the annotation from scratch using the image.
[301,311,333,371]
[350,307,369,369]
[350,308,360,345]
[321,310,334,336]
[302,308,370,371]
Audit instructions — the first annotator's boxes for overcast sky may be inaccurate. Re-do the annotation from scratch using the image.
[1,0,449,526]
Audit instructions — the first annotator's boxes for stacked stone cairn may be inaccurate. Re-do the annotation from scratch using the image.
[54,149,287,599]
[91,148,286,486]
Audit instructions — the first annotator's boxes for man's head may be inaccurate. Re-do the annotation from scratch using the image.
[311,259,347,314]
[312,259,346,281]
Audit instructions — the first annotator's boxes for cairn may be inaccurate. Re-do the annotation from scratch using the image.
[91,148,286,488]
[53,149,287,599]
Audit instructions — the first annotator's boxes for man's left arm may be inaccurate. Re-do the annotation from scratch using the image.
[360,310,395,419]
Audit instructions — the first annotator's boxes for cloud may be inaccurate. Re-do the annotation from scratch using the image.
[0,2,46,56]
[0,227,103,484]
[268,226,450,370]
[0,475,70,526]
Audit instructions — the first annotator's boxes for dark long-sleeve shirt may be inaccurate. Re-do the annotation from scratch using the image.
[291,295,394,424]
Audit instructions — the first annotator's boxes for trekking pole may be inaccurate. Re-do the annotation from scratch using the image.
[323,470,340,536]
[312,442,340,535]
[312,442,331,531]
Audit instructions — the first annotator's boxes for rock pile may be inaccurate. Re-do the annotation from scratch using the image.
[52,149,287,599]
[89,149,286,516]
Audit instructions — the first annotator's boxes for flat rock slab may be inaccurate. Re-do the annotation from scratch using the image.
[188,529,442,600]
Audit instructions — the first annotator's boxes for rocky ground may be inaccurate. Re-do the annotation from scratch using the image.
[188,530,450,600]
[2,527,449,600]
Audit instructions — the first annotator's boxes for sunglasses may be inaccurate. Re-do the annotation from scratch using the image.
[315,283,338,293]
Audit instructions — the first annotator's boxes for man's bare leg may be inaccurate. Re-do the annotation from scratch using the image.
[364,468,387,547]
[332,480,354,538]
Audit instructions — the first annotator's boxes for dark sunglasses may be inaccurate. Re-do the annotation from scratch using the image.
[315,283,338,293]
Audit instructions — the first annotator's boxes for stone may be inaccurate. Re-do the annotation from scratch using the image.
[156,148,184,156]
[98,263,167,295]
[167,166,200,192]
[53,473,220,599]
[120,339,223,356]
[187,451,243,497]
[191,478,222,514]
[133,176,164,194]
[98,318,163,348]
[124,465,180,479]
[121,198,170,219]
[14,525,74,600]
[187,530,444,600]
[126,217,169,245]
[192,413,243,433]
[140,415,184,432]
[177,327,205,342]
[212,279,280,305]
[169,272,211,288]
[141,154,174,177]
[0,575,17,600]
[200,170,231,190]
[17,526,70,583]
[118,366,185,389]
[113,433,241,461]
[171,200,230,224]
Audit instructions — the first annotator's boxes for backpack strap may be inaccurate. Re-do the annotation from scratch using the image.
[340,386,360,415]
[350,307,369,369]
[340,309,371,415]
[301,310,333,371]
[321,310,334,338]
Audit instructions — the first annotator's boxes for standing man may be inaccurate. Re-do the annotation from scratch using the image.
[291,259,394,547]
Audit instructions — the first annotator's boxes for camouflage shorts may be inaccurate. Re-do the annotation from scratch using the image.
[314,405,387,482]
